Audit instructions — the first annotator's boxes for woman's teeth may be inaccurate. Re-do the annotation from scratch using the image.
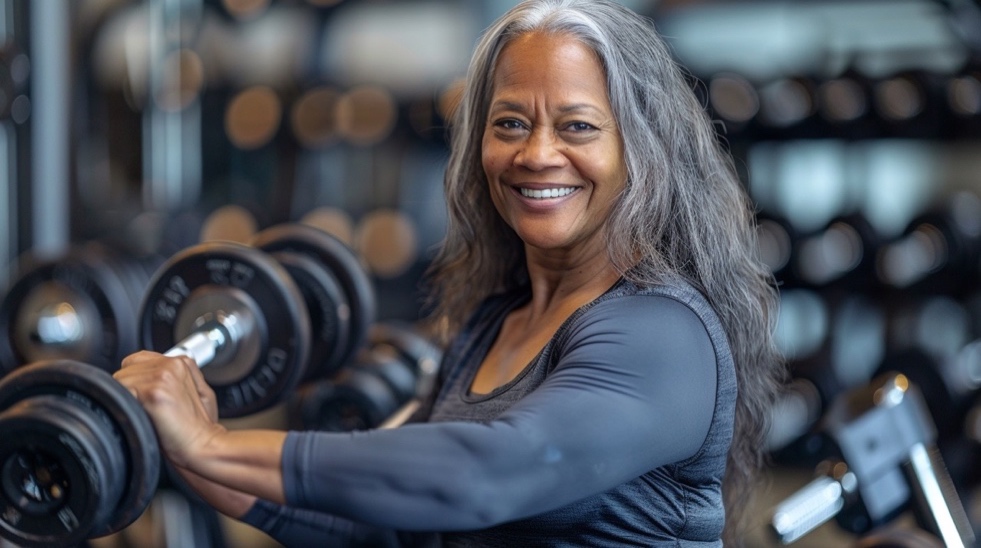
[519,187,577,199]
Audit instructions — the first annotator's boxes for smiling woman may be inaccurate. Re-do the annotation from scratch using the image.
[112,1,784,546]
[482,32,627,262]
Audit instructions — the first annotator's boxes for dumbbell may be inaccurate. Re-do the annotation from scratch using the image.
[288,321,442,432]
[0,205,286,378]
[0,360,160,548]
[0,224,374,546]
[0,242,162,376]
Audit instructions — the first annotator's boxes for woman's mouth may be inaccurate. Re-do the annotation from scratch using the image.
[518,187,579,200]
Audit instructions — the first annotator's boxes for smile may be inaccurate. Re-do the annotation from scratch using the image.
[519,187,579,199]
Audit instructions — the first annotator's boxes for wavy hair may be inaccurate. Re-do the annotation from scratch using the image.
[423,0,784,542]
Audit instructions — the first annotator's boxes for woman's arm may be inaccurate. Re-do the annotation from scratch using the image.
[116,295,720,533]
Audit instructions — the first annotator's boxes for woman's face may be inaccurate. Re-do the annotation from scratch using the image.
[482,31,627,257]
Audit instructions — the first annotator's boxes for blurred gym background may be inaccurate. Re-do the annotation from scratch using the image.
[2,0,981,546]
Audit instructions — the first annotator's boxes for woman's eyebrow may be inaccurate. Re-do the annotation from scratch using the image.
[487,101,605,115]
[557,103,604,115]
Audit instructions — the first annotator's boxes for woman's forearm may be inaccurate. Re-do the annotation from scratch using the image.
[169,463,259,519]
[184,428,289,506]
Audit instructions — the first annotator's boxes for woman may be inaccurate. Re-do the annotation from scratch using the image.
[115,0,783,545]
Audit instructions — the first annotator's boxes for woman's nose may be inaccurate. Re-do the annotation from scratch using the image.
[514,128,564,170]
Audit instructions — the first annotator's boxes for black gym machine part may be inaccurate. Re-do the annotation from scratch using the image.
[0,224,375,547]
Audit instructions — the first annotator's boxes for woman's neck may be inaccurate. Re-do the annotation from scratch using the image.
[521,246,622,322]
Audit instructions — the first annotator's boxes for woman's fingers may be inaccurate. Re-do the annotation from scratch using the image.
[182,358,219,422]
[113,352,224,466]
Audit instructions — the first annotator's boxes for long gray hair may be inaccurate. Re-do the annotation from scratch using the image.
[424,0,784,541]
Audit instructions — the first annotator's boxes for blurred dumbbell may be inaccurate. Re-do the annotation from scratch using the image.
[792,213,881,292]
[287,321,442,432]
[769,373,975,547]
[0,242,163,376]
[876,191,981,297]
[0,204,268,378]
[0,223,374,547]
[767,293,886,461]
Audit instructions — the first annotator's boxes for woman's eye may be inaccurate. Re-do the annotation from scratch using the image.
[495,119,525,130]
[567,121,596,132]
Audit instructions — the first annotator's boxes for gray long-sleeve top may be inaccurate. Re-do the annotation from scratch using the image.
[242,279,736,546]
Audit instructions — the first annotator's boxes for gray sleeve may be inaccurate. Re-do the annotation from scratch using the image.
[280,295,718,532]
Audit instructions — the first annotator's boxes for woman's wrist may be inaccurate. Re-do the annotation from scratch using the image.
[175,421,229,470]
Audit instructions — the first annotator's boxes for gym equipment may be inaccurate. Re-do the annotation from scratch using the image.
[0,224,374,546]
[0,360,159,548]
[876,191,981,296]
[769,373,976,547]
[288,321,441,432]
[872,343,981,444]
[792,213,881,291]
[142,224,374,418]
[252,223,376,382]
[140,240,313,418]
[0,243,161,376]
[755,212,800,288]
[768,294,886,460]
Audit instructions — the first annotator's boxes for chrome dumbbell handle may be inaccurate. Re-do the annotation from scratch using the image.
[771,469,857,544]
[163,309,249,369]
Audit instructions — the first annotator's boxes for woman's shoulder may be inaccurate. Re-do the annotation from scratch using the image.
[564,278,732,367]
[574,277,718,330]
[603,277,713,312]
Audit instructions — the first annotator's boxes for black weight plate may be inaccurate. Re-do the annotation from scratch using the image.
[359,350,417,405]
[140,242,311,417]
[0,360,160,540]
[369,322,443,381]
[104,251,165,334]
[0,245,141,376]
[288,368,399,432]
[270,251,351,381]
[252,224,376,370]
[0,395,121,547]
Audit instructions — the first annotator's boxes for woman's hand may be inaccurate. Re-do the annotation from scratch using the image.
[113,351,226,468]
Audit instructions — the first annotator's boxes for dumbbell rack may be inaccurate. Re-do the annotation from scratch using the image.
[0,223,387,547]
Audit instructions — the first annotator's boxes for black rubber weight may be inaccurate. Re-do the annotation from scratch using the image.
[269,250,351,381]
[252,224,376,373]
[0,360,159,546]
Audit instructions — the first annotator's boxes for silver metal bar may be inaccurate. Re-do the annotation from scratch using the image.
[905,443,975,548]
[163,317,233,368]
[143,0,203,212]
[30,0,71,257]
[0,121,14,289]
